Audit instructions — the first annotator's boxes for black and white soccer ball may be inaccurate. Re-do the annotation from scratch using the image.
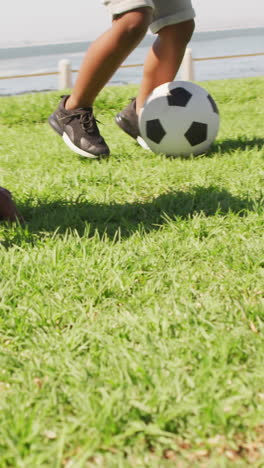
[138,81,220,157]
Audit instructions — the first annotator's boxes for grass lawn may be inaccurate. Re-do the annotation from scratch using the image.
[0,77,264,467]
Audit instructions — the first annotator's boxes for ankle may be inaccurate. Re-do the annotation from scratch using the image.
[135,98,143,115]
[65,95,93,110]
[64,95,75,111]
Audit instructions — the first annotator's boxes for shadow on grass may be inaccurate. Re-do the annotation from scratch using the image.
[210,136,264,155]
[3,185,260,246]
[125,136,264,160]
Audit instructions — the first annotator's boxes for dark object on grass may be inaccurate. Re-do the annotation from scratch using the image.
[0,187,22,222]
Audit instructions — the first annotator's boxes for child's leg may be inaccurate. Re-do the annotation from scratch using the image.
[49,7,153,158]
[115,19,195,140]
[136,19,195,112]
[66,8,152,110]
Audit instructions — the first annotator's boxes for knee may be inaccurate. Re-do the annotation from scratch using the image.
[116,8,152,42]
[181,19,195,44]
[159,19,195,47]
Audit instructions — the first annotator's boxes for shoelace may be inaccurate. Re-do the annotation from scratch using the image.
[61,109,100,135]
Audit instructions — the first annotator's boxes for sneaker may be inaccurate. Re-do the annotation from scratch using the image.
[48,95,110,159]
[115,98,140,140]
[115,98,151,151]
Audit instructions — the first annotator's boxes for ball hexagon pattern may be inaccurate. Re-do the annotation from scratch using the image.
[138,81,220,157]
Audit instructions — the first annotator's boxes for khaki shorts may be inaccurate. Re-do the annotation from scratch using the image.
[102,0,195,34]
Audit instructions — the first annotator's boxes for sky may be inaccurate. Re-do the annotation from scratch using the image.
[1,0,263,47]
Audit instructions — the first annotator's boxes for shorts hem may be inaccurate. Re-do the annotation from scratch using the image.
[150,8,196,34]
[106,0,154,16]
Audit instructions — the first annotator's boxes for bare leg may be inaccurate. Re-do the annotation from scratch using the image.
[66,8,152,110]
[136,20,195,112]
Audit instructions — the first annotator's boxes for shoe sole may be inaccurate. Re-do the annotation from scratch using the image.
[48,113,108,159]
[137,136,151,151]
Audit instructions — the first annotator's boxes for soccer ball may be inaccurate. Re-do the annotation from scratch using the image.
[138,81,220,157]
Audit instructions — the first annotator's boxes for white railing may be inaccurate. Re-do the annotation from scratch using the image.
[0,49,263,88]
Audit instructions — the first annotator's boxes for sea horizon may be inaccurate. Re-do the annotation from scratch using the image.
[0,26,264,52]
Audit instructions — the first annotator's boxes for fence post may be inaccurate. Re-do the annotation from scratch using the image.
[58,59,72,90]
[181,48,195,81]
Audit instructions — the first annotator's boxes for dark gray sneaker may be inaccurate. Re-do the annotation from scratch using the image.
[48,95,110,159]
[115,98,140,140]
[115,98,151,151]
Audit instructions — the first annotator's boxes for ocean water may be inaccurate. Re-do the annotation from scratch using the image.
[0,27,263,96]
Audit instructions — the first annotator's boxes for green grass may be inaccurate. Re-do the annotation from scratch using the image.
[0,77,264,467]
